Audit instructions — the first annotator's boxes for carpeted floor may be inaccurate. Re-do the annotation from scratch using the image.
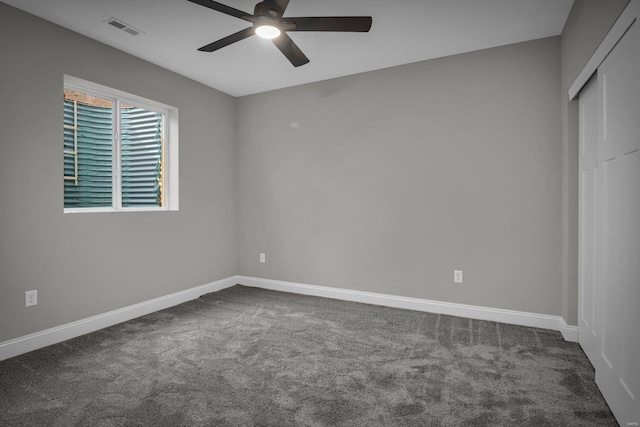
[0,285,616,426]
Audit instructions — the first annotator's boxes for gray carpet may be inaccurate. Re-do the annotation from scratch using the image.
[0,285,616,426]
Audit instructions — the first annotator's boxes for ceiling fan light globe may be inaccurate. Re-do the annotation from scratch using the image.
[255,24,281,39]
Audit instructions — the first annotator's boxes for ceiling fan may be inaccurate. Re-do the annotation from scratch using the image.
[187,0,373,67]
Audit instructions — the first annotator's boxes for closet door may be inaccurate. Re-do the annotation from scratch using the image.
[578,76,599,368]
[596,20,640,425]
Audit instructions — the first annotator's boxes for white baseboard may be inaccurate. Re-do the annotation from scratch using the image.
[559,317,578,342]
[0,276,239,362]
[0,274,579,361]
[237,276,579,343]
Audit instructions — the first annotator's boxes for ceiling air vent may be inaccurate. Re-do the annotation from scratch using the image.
[104,18,144,36]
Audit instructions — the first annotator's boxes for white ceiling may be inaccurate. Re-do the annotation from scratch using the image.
[3,0,574,97]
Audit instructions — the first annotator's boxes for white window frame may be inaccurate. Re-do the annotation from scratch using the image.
[64,75,179,213]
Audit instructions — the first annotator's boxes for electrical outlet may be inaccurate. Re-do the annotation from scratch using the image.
[259,253,266,263]
[454,270,463,284]
[25,290,38,307]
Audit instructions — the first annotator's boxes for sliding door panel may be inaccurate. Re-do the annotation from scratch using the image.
[595,20,639,426]
[578,76,599,366]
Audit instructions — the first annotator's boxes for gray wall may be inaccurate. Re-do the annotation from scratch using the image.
[0,3,237,342]
[2,0,629,343]
[237,37,563,316]
[559,0,629,324]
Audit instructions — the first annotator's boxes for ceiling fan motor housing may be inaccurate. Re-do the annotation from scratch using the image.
[254,2,279,18]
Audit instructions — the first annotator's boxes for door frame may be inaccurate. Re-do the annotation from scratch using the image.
[569,0,639,101]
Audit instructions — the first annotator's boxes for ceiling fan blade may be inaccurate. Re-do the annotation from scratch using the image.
[263,0,290,15]
[197,27,255,52]
[285,16,372,32]
[187,0,254,22]
[272,33,309,67]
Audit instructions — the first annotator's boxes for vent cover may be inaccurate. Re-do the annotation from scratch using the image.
[104,18,143,36]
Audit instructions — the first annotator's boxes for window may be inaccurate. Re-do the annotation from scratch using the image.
[63,76,178,212]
